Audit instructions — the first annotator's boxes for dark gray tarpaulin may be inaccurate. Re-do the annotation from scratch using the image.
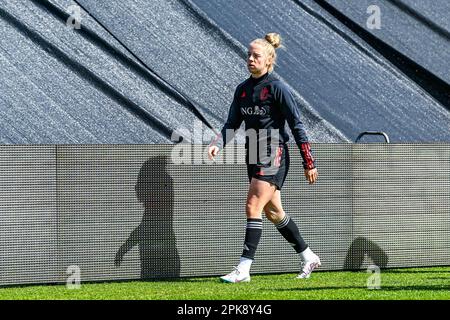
[1,144,450,286]
[1,0,449,143]
[190,0,450,142]
[325,0,450,86]
[400,0,450,33]
[0,0,213,143]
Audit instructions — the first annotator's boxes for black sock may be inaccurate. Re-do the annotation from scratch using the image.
[275,215,308,253]
[241,218,263,260]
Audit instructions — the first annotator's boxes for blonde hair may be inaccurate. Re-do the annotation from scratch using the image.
[250,33,282,73]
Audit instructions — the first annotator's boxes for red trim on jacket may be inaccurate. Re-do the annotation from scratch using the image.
[300,142,315,170]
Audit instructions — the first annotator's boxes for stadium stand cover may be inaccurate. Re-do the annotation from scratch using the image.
[1,0,450,143]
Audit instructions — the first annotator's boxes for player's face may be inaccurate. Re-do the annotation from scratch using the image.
[247,43,271,77]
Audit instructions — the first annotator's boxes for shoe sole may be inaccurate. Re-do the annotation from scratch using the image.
[219,277,251,283]
[297,261,321,279]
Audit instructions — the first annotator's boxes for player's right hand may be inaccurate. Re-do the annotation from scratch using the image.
[304,167,318,185]
[208,145,219,161]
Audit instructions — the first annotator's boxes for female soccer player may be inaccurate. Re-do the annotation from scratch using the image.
[208,33,321,283]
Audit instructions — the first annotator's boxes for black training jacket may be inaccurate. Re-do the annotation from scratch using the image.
[214,72,315,169]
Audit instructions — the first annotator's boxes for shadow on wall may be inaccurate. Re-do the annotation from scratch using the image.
[344,237,388,270]
[114,155,181,279]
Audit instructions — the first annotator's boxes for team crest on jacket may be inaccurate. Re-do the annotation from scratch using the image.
[260,87,270,101]
[240,90,246,98]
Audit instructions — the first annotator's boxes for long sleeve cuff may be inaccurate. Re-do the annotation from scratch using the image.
[209,133,223,149]
[300,142,316,170]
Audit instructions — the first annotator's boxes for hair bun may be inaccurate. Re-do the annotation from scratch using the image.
[265,33,282,49]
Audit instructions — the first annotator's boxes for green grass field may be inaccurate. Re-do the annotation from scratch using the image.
[0,267,449,300]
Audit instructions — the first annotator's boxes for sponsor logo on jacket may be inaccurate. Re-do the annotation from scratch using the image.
[241,105,268,116]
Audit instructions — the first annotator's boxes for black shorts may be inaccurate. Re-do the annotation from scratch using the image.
[246,144,290,190]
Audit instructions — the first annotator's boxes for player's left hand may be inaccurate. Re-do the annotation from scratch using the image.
[304,168,318,185]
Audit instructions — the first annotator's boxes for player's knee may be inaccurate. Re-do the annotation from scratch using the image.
[246,202,262,218]
[263,205,284,223]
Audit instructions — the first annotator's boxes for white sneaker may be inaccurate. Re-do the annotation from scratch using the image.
[220,267,251,283]
[297,255,321,279]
